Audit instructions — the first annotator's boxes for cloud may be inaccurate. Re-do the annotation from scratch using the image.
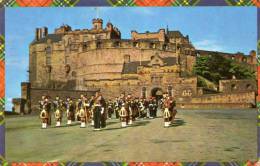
[7,97,12,102]
[130,8,154,16]
[5,97,13,112]
[193,39,225,52]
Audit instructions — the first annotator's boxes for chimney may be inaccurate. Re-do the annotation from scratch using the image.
[35,28,39,41]
[37,28,42,40]
[41,27,48,38]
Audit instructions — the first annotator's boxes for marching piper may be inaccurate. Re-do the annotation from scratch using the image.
[148,97,154,118]
[93,92,106,131]
[83,96,91,125]
[77,95,87,128]
[45,96,52,126]
[169,96,177,124]
[39,96,48,129]
[107,99,114,119]
[131,98,139,120]
[53,96,64,127]
[163,96,174,127]
[65,97,75,125]
[138,98,145,118]
[125,94,133,125]
[113,97,120,119]
[119,101,127,127]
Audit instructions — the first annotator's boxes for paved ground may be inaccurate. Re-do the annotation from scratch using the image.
[6,109,257,162]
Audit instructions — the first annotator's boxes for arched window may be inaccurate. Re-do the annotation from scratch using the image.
[231,84,237,91]
[246,84,252,90]
[142,87,146,99]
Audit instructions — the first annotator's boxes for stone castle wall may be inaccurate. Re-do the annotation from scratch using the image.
[177,91,256,109]
[30,39,196,89]
[219,79,257,93]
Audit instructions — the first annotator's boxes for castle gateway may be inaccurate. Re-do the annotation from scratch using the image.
[14,18,257,113]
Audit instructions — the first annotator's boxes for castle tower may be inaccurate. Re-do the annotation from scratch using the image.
[92,18,103,30]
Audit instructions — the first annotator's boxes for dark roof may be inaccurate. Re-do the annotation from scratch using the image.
[122,61,149,74]
[31,34,63,45]
[122,57,177,74]
[167,31,184,38]
[163,57,177,65]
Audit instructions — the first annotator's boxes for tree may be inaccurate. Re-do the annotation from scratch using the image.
[193,54,255,84]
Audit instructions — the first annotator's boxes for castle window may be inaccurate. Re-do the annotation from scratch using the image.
[168,86,173,97]
[142,87,146,99]
[96,41,101,49]
[124,54,130,63]
[231,84,237,91]
[83,43,87,49]
[150,43,156,49]
[242,57,247,62]
[71,71,77,77]
[162,44,168,50]
[114,41,120,47]
[246,84,252,90]
[177,45,181,50]
[133,42,138,48]
[46,46,51,54]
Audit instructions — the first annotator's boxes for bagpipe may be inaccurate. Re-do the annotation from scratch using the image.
[40,107,48,129]
[54,109,62,120]
[66,101,75,125]
[54,108,62,127]
[79,107,86,128]
[79,107,86,119]
[40,108,48,119]
[119,104,127,127]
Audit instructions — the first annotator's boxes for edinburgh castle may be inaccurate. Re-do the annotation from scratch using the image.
[13,18,257,113]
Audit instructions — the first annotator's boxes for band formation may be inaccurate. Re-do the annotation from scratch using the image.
[39,92,177,130]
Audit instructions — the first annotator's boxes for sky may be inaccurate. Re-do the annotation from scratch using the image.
[5,7,257,111]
